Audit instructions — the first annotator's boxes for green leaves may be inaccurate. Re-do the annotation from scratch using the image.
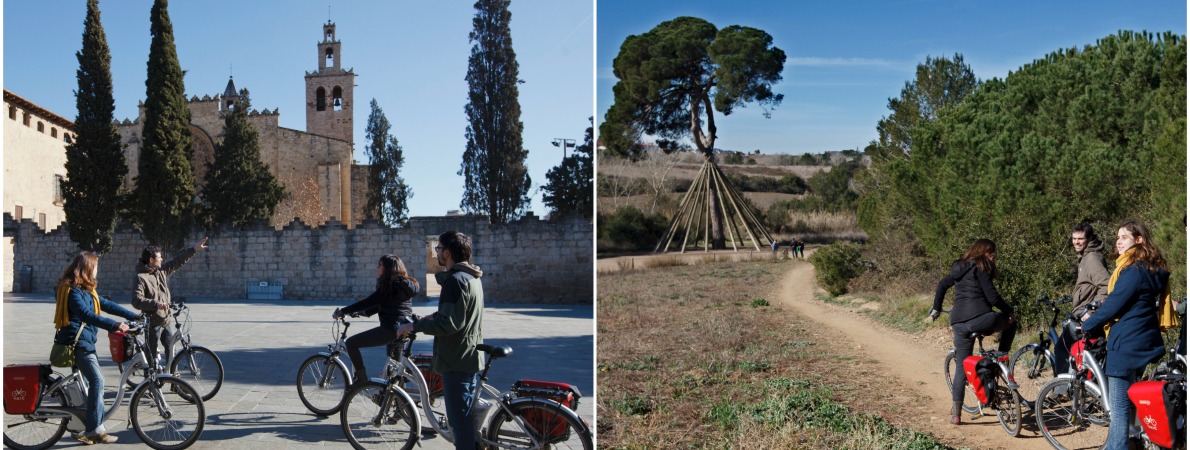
[203,90,286,228]
[542,118,593,220]
[364,99,411,227]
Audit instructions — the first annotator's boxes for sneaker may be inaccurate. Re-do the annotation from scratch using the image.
[82,433,118,444]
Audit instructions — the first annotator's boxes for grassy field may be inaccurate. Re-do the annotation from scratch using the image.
[597,260,954,449]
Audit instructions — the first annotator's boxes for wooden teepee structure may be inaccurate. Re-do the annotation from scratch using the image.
[655,159,774,253]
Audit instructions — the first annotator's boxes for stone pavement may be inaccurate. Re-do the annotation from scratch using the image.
[2,292,594,448]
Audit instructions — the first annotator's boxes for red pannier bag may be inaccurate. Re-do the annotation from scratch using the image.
[412,354,442,396]
[1128,380,1186,449]
[109,331,134,363]
[962,356,997,404]
[4,364,47,414]
[511,379,582,441]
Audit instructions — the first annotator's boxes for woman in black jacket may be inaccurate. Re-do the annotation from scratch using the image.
[929,239,1017,424]
[334,254,420,384]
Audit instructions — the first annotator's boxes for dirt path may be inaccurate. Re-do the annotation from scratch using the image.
[774,259,1056,450]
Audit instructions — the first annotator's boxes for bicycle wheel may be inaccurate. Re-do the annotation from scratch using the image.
[170,346,224,401]
[297,354,350,415]
[2,389,69,450]
[340,381,417,450]
[121,359,148,389]
[1035,377,1108,450]
[942,351,980,414]
[994,378,1023,437]
[1011,343,1055,406]
[130,378,205,450]
[485,400,593,450]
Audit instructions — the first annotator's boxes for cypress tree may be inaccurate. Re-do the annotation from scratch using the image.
[63,0,125,253]
[460,0,531,223]
[203,90,286,228]
[130,0,195,250]
[364,99,412,226]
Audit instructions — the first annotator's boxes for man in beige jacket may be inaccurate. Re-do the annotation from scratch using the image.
[132,237,208,368]
[1057,221,1109,373]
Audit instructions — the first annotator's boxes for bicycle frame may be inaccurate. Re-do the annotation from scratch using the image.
[316,317,356,387]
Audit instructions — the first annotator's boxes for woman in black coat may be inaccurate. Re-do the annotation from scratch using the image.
[333,254,420,385]
[929,238,1017,424]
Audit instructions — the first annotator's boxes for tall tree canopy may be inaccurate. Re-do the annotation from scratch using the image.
[63,0,125,253]
[459,0,531,223]
[600,16,786,160]
[203,90,286,228]
[542,117,594,219]
[364,99,412,226]
[129,0,195,250]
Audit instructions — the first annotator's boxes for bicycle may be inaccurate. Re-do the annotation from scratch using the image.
[938,310,1025,435]
[1009,294,1072,406]
[3,320,206,450]
[339,332,593,450]
[296,314,357,415]
[120,300,224,401]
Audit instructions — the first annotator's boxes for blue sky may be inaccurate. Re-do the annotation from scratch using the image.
[3,0,594,218]
[597,0,1187,155]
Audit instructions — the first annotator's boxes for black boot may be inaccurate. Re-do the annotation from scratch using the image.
[950,401,962,424]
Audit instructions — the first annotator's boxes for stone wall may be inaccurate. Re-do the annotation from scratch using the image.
[4,213,592,304]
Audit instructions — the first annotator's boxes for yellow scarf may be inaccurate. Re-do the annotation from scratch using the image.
[1104,248,1179,337]
[54,281,100,330]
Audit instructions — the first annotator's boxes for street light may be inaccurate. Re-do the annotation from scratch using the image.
[551,138,576,162]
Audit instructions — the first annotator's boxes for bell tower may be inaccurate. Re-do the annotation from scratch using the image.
[305,21,356,144]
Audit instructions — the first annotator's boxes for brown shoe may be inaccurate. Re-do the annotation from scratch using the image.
[950,401,963,425]
[84,433,118,444]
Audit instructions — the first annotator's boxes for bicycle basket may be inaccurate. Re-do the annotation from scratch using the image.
[3,365,49,414]
[511,379,582,442]
[108,331,135,364]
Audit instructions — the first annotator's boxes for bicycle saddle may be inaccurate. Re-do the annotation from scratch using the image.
[966,331,993,340]
[476,344,512,358]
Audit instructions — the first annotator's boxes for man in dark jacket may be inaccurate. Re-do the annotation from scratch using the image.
[131,237,208,369]
[399,231,483,450]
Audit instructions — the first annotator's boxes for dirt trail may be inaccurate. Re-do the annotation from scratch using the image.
[774,260,1056,450]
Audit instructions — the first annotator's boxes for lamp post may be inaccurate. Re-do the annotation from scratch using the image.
[551,138,576,162]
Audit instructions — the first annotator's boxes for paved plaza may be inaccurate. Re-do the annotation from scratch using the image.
[2,292,594,448]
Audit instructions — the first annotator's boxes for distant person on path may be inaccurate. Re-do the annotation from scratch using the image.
[1082,220,1171,450]
[132,238,207,369]
[398,231,484,450]
[771,240,778,254]
[928,238,1016,425]
[333,254,420,385]
[1054,221,1109,373]
[55,252,139,444]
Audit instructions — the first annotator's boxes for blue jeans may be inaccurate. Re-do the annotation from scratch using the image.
[76,351,107,435]
[1106,372,1138,450]
[442,371,479,450]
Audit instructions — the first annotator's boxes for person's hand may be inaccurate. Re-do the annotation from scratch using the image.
[117,322,130,332]
[1008,314,1017,325]
[158,302,169,311]
[396,322,415,338]
[194,237,209,251]
[1080,311,1092,322]
[332,308,344,320]
[928,309,940,322]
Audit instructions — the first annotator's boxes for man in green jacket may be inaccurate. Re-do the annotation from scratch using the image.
[398,231,483,449]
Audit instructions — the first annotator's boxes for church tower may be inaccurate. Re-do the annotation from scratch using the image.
[305,21,356,144]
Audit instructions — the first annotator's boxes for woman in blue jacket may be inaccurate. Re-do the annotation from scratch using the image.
[1081,220,1169,450]
[929,238,1017,424]
[52,252,139,445]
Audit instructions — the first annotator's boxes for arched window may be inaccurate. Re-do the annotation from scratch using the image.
[22,112,30,126]
[51,128,57,138]
[37,122,44,133]
[7,106,15,120]
[326,48,334,66]
[64,134,73,144]
[316,87,326,111]
[332,86,343,111]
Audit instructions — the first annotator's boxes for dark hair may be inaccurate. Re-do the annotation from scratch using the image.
[377,254,419,292]
[1117,220,1167,272]
[140,246,162,265]
[438,231,472,263]
[1071,221,1100,245]
[958,238,997,279]
[59,251,100,291]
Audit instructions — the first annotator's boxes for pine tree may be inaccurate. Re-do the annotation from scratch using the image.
[364,99,411,226]
[129,0,195,250]
[460,0,531,223]
[542,117,593,219]
[203,90,286,228]
[62,0,125,253]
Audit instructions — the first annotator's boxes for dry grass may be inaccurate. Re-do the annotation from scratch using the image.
[597,261,953,449]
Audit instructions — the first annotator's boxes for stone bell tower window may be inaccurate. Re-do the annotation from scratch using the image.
[316,87,326,111]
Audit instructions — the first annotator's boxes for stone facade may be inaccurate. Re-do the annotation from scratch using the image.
[5,213,593,304]
[3,90,74,233]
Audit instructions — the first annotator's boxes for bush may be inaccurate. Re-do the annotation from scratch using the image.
[601,206,671,251]
[723,152,745,164]
[809,242,866,296]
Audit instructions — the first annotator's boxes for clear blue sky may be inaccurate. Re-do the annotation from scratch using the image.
[597,0,1187,155]
[3,0,593,218]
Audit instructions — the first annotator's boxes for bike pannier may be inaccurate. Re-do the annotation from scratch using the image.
[963,356,998,405]
[1069,338,1102,381]
[511,379,582,441]
[4,364,48,414]
[108,331,134,363]
[412,354,442,396]
[1128,379,1186,449]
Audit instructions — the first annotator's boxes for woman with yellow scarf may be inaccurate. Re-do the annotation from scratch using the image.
[1081,220,1170,450]
[52,252,139,445]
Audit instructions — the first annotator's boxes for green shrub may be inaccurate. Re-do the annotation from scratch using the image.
[809,242,866,296]
[601,206,670,251]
